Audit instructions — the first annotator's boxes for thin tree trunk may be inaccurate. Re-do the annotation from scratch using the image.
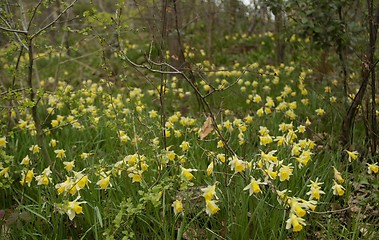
[368,0,378,153]
[341,1,379,151]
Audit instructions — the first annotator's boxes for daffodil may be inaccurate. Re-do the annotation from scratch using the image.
[63,161,75,172]
[297,125,306,133]
[179,141,190,151]
[149,110,158,118]
[259,126,269,135]
[181,167,194,181]
[80,152,91,159]
[223,120,233,132]
[35,167,52,185]
[49,139,58,147]
[29,145,40,154]
[301,199,317,212]
[54,149,66,159]
[253,94,262,103]
[244,115,253,124]
[20,155,31,165]
[265,165,278,180]
[315,108,325,116]
[70,172,90,195]
[333,166,344,183]
[305,118,311,126]
[256,107,264,117]
[66,196,86,220]
[345,150,359,162]
[55,176,73,195]
[207,161,214,176]
[259,134,273,146]
[0,137,7,148]
[201,184,217,201]
[77,175,90,189]
[367,163,378,174]
[295,150,312,167]
[286,213,306,232]
[289,199,306,217]
[306,179,325,200]
[51,119,59,128]
[260,150,278,162]
[129,172,142,183]
[166,151,176,161]
[229,155,246,173]
[243,177,266,195]
[0,167,10,178]
[20,169,34,186]
[96,175,111,189]
[119,132,130,143]
[332,180,345,196]
[205,200,220,216]
[172,199,184,215]
[279,164,293,182]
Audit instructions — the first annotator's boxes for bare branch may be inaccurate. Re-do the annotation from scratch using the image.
[31,0,78,39]
[0,15,29,50]
[27,0,43,32]
[0,25,27,34]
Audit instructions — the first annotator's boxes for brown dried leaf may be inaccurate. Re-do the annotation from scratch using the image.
[200,117,213,140]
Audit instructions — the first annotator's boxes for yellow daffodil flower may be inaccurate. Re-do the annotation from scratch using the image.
[207,162,214,176]
[243,177,266,195]
[205,200,220,216]
[172,199,184,215]
[97,176,111,189]
[20,169,34,187]
[179,141,190,151]
[54,149,66,159]
[332,180,345,196]
[29,145,40,154]
[181,167,194,181]
[279,164,293,182]
[345,150,359,162]
[66,196,86,220]
[201,184,217,201]
[0,167,10,178]
[63,161,75,172]
[286,213,306,232]
[333,166,344,183]
[0,137,7,148]
[367,163,378,174]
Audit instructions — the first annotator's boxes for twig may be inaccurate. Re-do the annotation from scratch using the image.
[311,206,351,214]
[120,50,236,157]
[26,0,43,32]
[0,25,27,34]
[30,0,78,39]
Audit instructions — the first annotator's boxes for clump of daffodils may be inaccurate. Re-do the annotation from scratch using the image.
[306,178,325,200]
[201,184,220,216]
[112,153,148,183]
[55,170,90,195]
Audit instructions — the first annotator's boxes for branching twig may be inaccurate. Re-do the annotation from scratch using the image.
[0,25,27,34]
[30,0,78,40]
[120,50,236,157]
